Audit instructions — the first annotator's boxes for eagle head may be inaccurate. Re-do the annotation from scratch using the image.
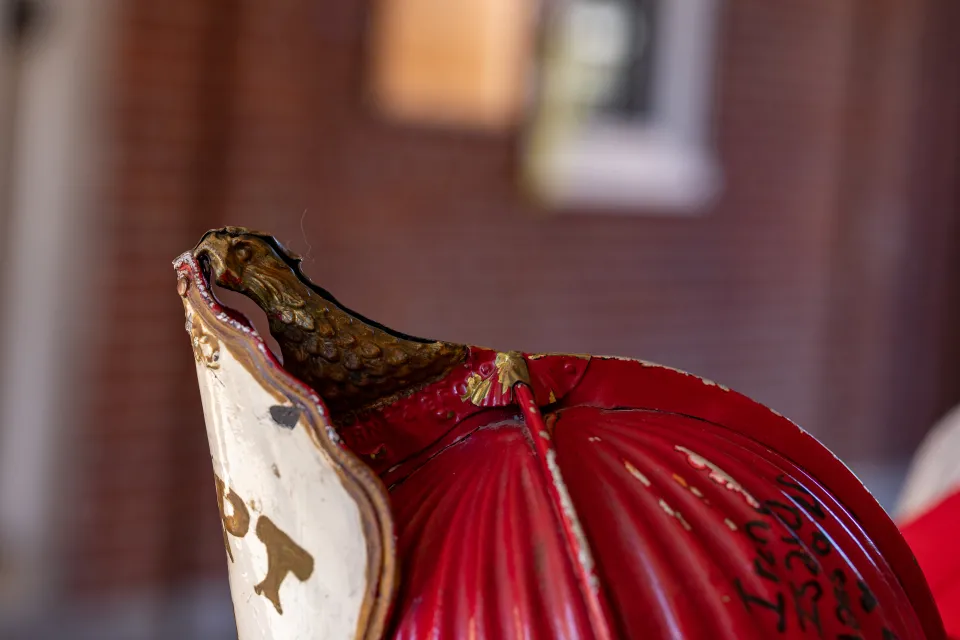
[193,227,306,305]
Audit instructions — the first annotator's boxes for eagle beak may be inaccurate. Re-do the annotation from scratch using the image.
[193,235,230,286]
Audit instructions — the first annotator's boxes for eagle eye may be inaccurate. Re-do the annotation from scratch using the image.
[235,244,253,263]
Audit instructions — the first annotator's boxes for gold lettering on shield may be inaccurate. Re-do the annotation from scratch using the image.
[212,473,315,614]
[253,516,315,614]
[215,475,251,561]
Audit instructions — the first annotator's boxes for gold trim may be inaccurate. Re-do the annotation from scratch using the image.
[190,315,221,369]
[527,352,591,360]
[460,372,491,404]
[494,351,530,394]
[461,351,531,406]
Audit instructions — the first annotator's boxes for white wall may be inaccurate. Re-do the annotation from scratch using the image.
[0,0,115,620]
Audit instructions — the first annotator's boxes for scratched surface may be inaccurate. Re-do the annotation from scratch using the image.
[191,312,369,640]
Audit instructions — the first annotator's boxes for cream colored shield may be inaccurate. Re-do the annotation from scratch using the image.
[174,253,395,640]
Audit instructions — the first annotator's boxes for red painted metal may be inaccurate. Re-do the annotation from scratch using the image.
[514,382,613,640]
[181,252,944,639]
[900,490,960,638]
[357,352,945,639]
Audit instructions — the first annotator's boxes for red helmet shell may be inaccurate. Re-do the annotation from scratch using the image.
[364,355,945,639]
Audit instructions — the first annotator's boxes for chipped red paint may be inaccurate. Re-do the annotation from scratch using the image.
[372,353,945,639]
[381,363,944,639]
[336,350,589,476]
[178,253,945,639]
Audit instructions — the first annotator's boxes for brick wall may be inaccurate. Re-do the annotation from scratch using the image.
[71,0,229,594]
[70,0,960,597]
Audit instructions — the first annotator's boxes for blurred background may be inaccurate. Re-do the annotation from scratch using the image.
[0,0,958,637]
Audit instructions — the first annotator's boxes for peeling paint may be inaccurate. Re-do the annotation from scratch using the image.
[698,377,731,392]
[601,356,734,392]
[269,405,301,429]
[675,445,760,508]
[545,449,599,592]
[634,359,693,376]
[624,461,651,487]
[176,250,392,639]
[658,499,692,531]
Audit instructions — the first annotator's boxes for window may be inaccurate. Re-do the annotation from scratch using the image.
[524,0,722,213]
